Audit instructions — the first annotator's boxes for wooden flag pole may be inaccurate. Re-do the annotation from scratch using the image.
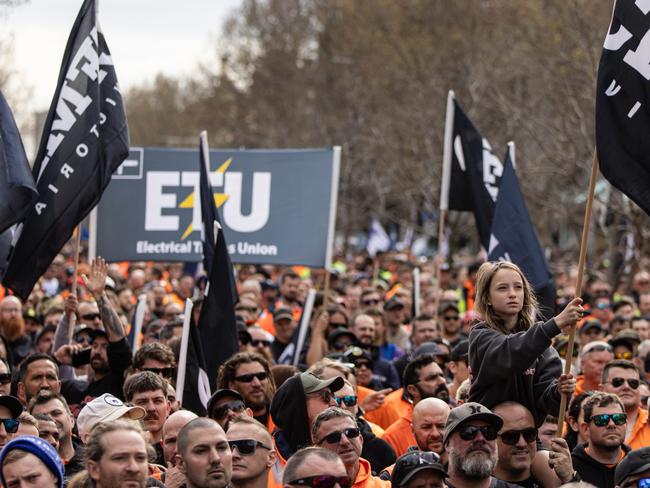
[556,151,599,435]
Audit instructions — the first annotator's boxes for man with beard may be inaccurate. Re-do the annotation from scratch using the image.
[82,420,149,488]
[176,417,233,488]
[443,402,520,488]
[492,402,576,487]
[278,270,302,315]
[382,354,449,457]
[124,371,171,467]
[16,354,63,405]
[572,392,630,487]
[350,314,400,390]
[600,359,650,449]
[218,352,276,431]
[312,407,389,487]
[0,295,32,365]
[227,416,275,488]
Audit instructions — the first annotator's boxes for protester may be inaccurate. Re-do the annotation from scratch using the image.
[73,392,146,443]
[0,395,23,451]
[576,342,615,396]
[0,436,64,488]
[281,446,349,488]
[390,451,447,488]
[614,446,650,488]
[162,409,198,488]
[226,416,275,488]
[207,388,252,429]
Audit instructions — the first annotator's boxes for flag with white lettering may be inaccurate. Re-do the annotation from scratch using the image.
[596,0,650,216]
[488,146,555,318]
[440,91,502,249]
[197,133,239,389]
[2,0,128,299]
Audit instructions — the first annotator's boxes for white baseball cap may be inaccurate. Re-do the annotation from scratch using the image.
[77,394,145,441]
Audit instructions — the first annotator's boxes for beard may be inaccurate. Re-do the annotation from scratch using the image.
[91,356,110,374]
[450,444,497,480]
[416,382,451,404]
[0,315,24,342]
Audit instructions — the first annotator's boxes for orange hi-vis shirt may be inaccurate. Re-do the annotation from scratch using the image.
[354,458,391,488]
[364,388,412,430]
[380,408,415,457]
[627,408,650,450]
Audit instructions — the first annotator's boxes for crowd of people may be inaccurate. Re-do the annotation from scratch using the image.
[1,249,650,488]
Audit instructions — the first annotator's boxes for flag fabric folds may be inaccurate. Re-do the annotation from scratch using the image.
[487,146,556,318]
[182,311,212,416]
[197,133,239,390]
[596,0,650,216]
[440,91,503,250]
[0,91,37,235]
[2,0,128,299]
[367,218,391,257]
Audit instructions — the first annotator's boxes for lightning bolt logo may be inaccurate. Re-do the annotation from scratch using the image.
[178,158,232,240]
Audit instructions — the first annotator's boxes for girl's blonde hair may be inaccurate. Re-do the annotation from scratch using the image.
[474,261,538,334]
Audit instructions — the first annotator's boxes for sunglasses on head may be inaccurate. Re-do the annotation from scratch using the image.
[0,418,19,434]
[82,313,101,321]
[396,451,441,470]
[588,413,627,427]
[212,400,245,420]
[609,377,640,389]
[143,367,176,379]
[499,427,538,445]
[288,475,351,488]
[250,339,271,347]
[228,438,271,455]
[0,374,11,385]
[334,395,357,407]
[234,372,267,383]
[318,427,361,445]
[583,344,613,354]
[457,424,498,441]
[615,351,634,360]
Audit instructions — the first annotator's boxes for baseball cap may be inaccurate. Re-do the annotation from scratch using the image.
[610,329,642,348]
[328,329,358,346]
[615,446,650,485]
[206,389,245,418]
[0,436,64,488]
[438,302,459,315]
[391,451,447,488]
[273,307,294,322]
[580,340,612,356]
[413,343,448,359]
[450,340,469,362]
[300,372,344,394]
[0,395,24,418]
[384,297,405,311]
[443,402,503,444]
[580,319,604,334]
[77,393,145,441]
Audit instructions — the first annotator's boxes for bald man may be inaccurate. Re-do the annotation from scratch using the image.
[162,409,198,486]
[412,398,451,462]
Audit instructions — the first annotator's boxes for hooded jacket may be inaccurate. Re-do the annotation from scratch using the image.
[571,442,630,488]
[468,319,562,427]
[270,374,311,460]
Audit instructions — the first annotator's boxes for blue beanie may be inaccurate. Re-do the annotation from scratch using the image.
[0,436,64,488]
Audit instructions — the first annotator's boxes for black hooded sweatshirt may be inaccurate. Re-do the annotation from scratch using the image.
[270,374,311,460]
[571,442,630,488]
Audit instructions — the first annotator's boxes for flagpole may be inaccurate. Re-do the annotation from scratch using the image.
[131,294,147,356]
[294,288,316,366]
[556,151,598,435]
[176,298,194,406]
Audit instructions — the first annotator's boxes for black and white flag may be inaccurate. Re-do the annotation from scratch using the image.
[440,90,503,250]
[2,0,128,299]
[597,0,650,216]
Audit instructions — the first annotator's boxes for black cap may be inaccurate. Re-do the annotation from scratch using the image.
[0,396,23,418]
[413,343,448,359]
[273,307,294,322]
[22,308,41,324]
[615,446,650,485]
[206,389,244,418]
[87,329,108,342]
[609,329,642,349]
[237,321,252,344]
[391,451,447,488]
[384,297,404,311]
[443,402,503,444]
[580,319,604,334]
[343,347,373,367]
[450,340,469,362]
[327,329,357,346]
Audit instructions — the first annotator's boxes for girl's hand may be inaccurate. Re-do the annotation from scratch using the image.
[554,297,584,333]
[557,373,576,396]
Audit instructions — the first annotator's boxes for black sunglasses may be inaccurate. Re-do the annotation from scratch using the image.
[361,299,380,306]
[609,377,640,389]
[318,427,360,445]
[443,315,459,321]
[211,400,245,420]
[589,413,627,427]
[143,367,176,379]
[250,340,271,347]
[458,424,498,441]
[333,342,352,352]
[0,418,19,434]
[334,395,357,407]
[0,374,11,385]
[288,475,351,488]
[228,439,271,455]
[82,313,101,321]
[499,427,538,445]
[234,372,267,383]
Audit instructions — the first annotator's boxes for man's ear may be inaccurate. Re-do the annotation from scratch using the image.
[16,382,26,405]
[266,447,276,468]
[245,407,253,418]
[406,384,418,400]
[87,460,100,481]
[175,454,185,474]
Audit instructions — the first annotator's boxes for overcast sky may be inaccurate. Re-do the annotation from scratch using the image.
[2,0,241,113]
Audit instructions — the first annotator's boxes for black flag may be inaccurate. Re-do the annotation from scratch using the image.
[487,145,556,318]
[440,91,502,249]
[2,0,128,299]
[197,133,238,389]
[181,310,211,416]
[596,0,650,216]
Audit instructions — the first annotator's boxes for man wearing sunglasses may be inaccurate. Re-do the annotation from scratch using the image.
[443,402,520,488]
[492,401,576,486]
[311,407,389,488]
[600,359,650,450]
[207,389,253,430]
[132,342,177,384]
[226,416,275,488]
[573,392,630,487]
[0,395,23,452]
[282,446,349,488]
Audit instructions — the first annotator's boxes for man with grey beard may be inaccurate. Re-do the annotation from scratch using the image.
[443,402,520,488]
